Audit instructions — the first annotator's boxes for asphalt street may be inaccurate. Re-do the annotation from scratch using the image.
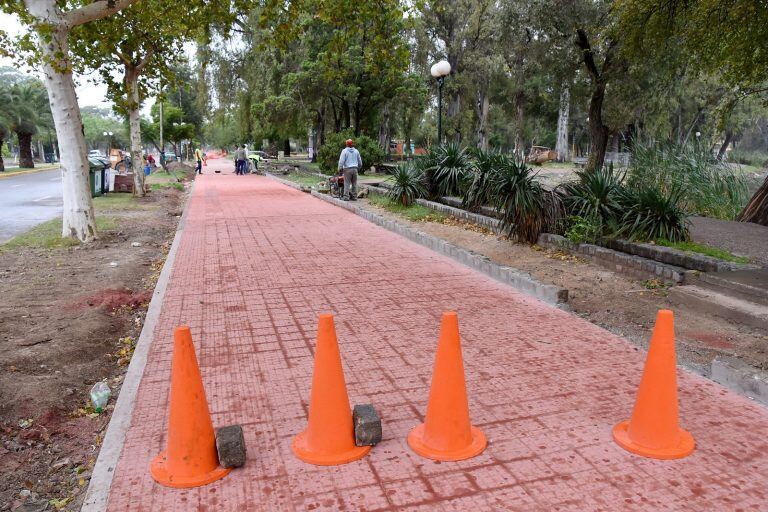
[0,169,63,242]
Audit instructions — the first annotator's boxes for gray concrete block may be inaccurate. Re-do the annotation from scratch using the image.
[711,356,768,406]
[353,404,382,446]
[216,425,246,468]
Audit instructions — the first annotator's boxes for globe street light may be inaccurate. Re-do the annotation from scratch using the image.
[102,131,113,155]
[430,60,451,145]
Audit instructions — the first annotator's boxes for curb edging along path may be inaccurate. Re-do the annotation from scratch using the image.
[310,190,569,306]
[81,182,195,512]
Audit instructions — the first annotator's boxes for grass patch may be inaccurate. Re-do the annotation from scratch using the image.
[655,239,750,263]
[283,172,323,187]
[1,216,119,250]
[150,182,184,191]
[368,194,446,222]
[93,194,149,211]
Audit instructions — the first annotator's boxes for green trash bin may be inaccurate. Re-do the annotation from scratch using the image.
[88,158,104,197]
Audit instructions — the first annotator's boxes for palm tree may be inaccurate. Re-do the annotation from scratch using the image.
[8,82,52,169]
[0,85,11,172]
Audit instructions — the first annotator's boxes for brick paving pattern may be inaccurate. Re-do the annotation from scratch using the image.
[107,160,768,510]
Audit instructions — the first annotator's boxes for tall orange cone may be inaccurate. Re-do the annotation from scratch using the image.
[408,312,486,461]
[613,310,695,459]
[150,326,231,488]
[292,314,371,465]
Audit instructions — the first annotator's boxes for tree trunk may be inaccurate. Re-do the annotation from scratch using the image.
[283,139,291,157]
[126,68,145,197]
[717,130,733,160]
[447,89,462,143]
[17,132,34,168]
[585,83,609,172]
[26,4,97,241]
[738,176,768,226]
[514,91,525,156]
[475,85,490,151]
[0,136,4,172]
[555,84,570,162]
[343,101,351,131]
[378,103,390,152]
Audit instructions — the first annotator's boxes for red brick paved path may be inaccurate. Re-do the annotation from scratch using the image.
[107,160,768,510]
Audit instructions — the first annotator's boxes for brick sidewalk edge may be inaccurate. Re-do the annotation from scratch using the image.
[309,189,568,306]
[81,181,196,511]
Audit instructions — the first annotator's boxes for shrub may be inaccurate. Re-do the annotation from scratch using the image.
[412,151,440,199]
[388,163,426,206]
[316,130,385,175]
[559,163,624,231]
[627,140,749,219]
[464,149,505,210]
[490,156,548,244]
[616,186,690,242]
[431,143,471,198]
[564,215,602,245]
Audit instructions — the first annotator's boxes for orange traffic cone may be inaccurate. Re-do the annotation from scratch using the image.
[292,314,371,465]
[408,312,486,461]
[150,326,231,488]
[613,310,695,459]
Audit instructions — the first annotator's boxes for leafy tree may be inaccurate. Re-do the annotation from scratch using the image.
[316,130,384,174]
[1,0,144,240]
[71,1,232,196]
[6,81,52,168]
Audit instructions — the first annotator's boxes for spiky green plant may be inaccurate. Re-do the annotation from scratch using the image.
[627,140,749,219]
[387,163,426,207]
[432,143,471,198]
[463,149,505,211]
[490,156,547,244]
[559,163,624,231]
[616,186,690,242]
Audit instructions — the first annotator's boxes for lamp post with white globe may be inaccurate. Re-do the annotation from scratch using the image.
[430,60,451,145]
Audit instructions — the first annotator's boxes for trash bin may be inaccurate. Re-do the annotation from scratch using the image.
[88,158,107,197]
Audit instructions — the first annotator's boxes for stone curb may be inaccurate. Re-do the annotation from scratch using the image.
[310,190,568,306]
[81,182,195,511]
[711,356,768,407]
[538,233,688,284]
[0,165,60,180]
[604,238,758,273]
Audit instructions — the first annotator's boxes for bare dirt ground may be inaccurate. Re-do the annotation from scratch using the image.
[0,175,191,511]
[359,198,768,374]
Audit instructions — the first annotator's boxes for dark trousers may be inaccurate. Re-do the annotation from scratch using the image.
[196,159,202,174]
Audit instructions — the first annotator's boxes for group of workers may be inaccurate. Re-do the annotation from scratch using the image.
[148,139,363,201]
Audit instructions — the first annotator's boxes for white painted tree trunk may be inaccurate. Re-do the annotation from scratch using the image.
[555,84,570,162]
[26,0,98,241]
[125,69,145,197]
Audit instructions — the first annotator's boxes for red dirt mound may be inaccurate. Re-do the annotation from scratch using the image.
[66,288,152,313]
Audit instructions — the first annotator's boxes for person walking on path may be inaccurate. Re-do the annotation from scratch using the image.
[195,147,206,174]
[235,145,246,175]
[338,139,362,201]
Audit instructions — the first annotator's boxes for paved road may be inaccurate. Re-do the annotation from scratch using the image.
[0,169,63,242]
[99,159,768,511]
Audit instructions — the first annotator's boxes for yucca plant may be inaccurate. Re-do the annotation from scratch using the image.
[559,163,624,234]
[387,163,426,207]
[490,156,547,244]
[432,143,471,198]
[412,151,440,199]
[463,149,505,211]
[616,185,690,242]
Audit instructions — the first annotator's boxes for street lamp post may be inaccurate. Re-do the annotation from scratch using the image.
[430,60,452,145]
[103,131,113,156]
